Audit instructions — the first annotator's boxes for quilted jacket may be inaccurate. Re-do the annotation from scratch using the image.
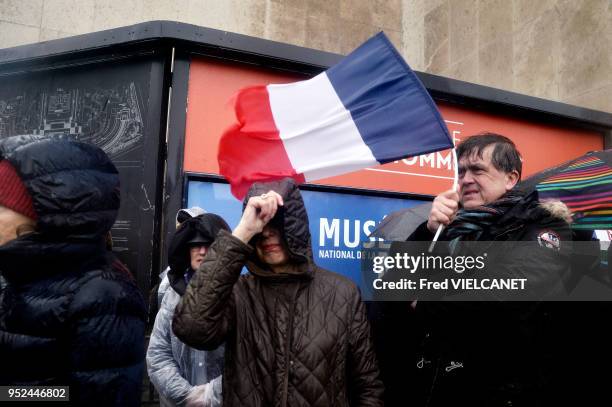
[173,178,383,407]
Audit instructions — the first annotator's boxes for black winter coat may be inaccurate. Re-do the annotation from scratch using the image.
[372,191,574,407]
[173,178,384,407]
[0,135,146,405]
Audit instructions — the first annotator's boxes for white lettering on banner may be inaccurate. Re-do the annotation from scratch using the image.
[403,156,417,165]
[318,249,358,259]
[452,130,462,146]
[396,124,461,172]
[437,151,452,170]
[344,219,360,248]
[319,218,379,248]
[402,151,454,170]
[421,153,435,168]
[363,220,376,241]
[367,120,462,180]
[320,218,340,247]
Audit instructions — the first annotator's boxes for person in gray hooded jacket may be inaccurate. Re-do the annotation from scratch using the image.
[157,207,207,309]
[147,214,229,406]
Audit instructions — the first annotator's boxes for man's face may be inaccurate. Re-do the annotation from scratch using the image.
[256,225,289,267]
[458,144,519,209]
[189,244,209,271]
[0,204,35,246]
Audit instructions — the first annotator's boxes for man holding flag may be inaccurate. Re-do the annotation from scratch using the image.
[376,133,576,406]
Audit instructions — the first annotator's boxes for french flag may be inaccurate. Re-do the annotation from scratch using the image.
[218,32,452,199]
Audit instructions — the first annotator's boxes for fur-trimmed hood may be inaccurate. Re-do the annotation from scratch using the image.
[539,199,573,224]
[497,190,573,234]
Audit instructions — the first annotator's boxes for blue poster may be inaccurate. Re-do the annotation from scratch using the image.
[186,180,425,288]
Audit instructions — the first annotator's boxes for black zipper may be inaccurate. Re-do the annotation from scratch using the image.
[494,224,523,240]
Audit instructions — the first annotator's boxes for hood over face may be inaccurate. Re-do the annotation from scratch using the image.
[167,213,230,295]
[243,178,313,276]
[0,135,120,240]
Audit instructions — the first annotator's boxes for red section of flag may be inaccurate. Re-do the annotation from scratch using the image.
[217,85,305,199]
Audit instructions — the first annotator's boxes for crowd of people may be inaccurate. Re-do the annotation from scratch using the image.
[0,133,608,406]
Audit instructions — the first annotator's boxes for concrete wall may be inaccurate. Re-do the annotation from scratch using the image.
[0,0,610,113]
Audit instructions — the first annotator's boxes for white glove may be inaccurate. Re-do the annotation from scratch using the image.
[185,384,208,407]
[185,381,221,407]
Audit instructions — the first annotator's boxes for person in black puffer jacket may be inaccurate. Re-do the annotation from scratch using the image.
[0,135,146,405]
[371,133,575,407]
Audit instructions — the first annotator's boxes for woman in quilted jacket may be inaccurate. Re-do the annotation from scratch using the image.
[0,135,146,405]
[173,178,383,407]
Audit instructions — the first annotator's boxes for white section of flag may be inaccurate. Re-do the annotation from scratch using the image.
[267,73,378,181]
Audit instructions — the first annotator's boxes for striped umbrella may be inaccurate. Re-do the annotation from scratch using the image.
[518,150,612,230]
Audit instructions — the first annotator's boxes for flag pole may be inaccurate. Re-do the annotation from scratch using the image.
[428,148,458,252]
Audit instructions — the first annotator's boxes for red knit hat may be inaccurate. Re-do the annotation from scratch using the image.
[0,160,37,220]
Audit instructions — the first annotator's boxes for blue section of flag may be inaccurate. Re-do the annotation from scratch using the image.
[326,32,452,163]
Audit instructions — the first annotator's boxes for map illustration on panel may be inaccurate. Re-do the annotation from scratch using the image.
[0,59,156,295]
[0,82,144,159]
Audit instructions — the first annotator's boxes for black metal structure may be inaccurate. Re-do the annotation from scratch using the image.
[1,20,610,295]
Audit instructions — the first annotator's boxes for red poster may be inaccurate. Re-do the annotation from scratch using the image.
[184,58,603,196]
